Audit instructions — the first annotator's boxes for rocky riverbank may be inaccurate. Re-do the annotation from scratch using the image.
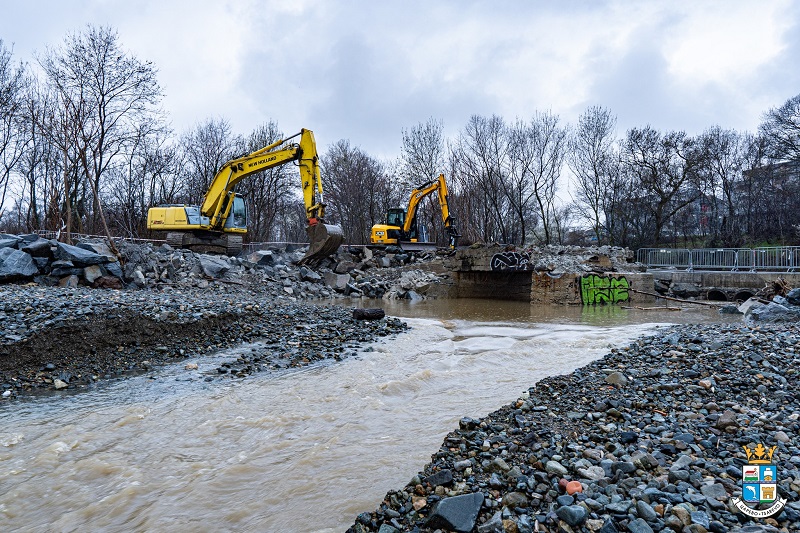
[0,283,407,399]
[348,322,800,533]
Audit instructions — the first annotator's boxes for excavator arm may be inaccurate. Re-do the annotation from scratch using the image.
[201,129,329,229]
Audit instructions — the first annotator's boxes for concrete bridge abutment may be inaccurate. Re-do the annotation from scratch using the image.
[443,245,654,305]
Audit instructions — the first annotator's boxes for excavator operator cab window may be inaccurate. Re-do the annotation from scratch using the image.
[230,194,247,229]
[386,208,405,228]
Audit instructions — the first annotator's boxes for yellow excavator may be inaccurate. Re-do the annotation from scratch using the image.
[370,173,459,250]
[147,128,343,263]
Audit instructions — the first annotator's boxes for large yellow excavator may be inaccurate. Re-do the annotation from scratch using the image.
[370,173,459,249]
[147,128,343,263]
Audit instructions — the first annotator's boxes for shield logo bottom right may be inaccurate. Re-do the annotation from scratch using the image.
[732,444,787,519]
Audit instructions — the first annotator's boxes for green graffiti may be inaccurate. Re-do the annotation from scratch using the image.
[580,275,630,305]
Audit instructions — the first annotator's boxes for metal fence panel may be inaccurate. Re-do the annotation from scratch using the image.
[638,246,800,272]
[636,248,691,269]
[750,247,800,272]
[689,248,755,271]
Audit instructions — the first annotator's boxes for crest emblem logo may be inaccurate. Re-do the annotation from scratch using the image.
[731,443,787,518]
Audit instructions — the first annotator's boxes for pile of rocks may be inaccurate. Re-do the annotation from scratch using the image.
[349,323,800,533]
[0,233,124,288]
[744,289,800,325]
[381,269,447,300]
[528,245,640,274]
[0,233,451,301]
[120,242,450,301]
[445,244,641,275]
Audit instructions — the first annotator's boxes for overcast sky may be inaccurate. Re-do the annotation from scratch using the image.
[2,0,799,159]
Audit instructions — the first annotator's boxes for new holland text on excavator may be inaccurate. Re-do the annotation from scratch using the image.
[370,173,459,250]
[147,128,343,264]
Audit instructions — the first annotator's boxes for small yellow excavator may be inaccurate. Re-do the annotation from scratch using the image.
[147,128,343,263]
[370,173,459,250]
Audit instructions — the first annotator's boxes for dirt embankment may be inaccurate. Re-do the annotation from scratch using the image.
[0,284,407,399]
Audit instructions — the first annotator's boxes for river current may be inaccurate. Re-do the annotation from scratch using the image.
[0,300,733,532]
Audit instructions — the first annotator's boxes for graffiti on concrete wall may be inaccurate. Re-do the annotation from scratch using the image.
[490,251,532,271]
[580,274,630,305]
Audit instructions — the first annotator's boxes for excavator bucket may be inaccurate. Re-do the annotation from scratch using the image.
[301,223,344,265]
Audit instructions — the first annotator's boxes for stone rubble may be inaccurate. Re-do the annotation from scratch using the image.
[744,289,800,325]
[0,233,452,302]
[444,244,641,275]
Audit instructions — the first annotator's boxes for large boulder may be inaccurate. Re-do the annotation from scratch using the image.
[50,260,83,278]
[745,301,800,325]
[20,238,54,258]
[199,254,231,278]
[0,234,22,250]
[54,242,107,266]
[93,276,124,289]
[324,272,351,291]
[77,241,118,262]
[0,248,39,280]
[670,282,701,298]
[334,260,356,274]
[83,265,104,284]
[248,250,277,266]
[103,261,124,279]
[787,288,800,306]
[299,266,322,282]
[426,493,484,533]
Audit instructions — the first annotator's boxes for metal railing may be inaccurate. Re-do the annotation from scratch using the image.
[637,246,800,272]
[636,248,691,269]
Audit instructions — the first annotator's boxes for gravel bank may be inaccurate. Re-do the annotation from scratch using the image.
[348,323,800,533]
[0,284,406,399]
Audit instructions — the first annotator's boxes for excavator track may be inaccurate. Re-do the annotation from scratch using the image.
[165,232,185,249]
[225,235,243,256]
[165,231,243,257]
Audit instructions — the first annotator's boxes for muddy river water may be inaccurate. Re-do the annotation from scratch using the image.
[0,300,735,532]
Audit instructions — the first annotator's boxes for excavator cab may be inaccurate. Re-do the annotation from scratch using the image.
[386,208,405,228]
[223,194,248,230]
[385,208,418,241]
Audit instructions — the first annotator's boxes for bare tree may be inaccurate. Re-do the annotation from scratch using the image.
[451,115,511,243]
[322,139,395,244]
[31,76,86,242]
[399,118,452,244]
[177,118,236,204]
[0,40,29,224]
[38,25,163,244]
[16,80,63,231]
[105,121,175,236]
[505,119,538,245]
[517,111,568,245]
[695,126,747,245]
[568,106,618,243]
[400,118,444,183]
[620,127,705,246]
[760,93,800,164]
